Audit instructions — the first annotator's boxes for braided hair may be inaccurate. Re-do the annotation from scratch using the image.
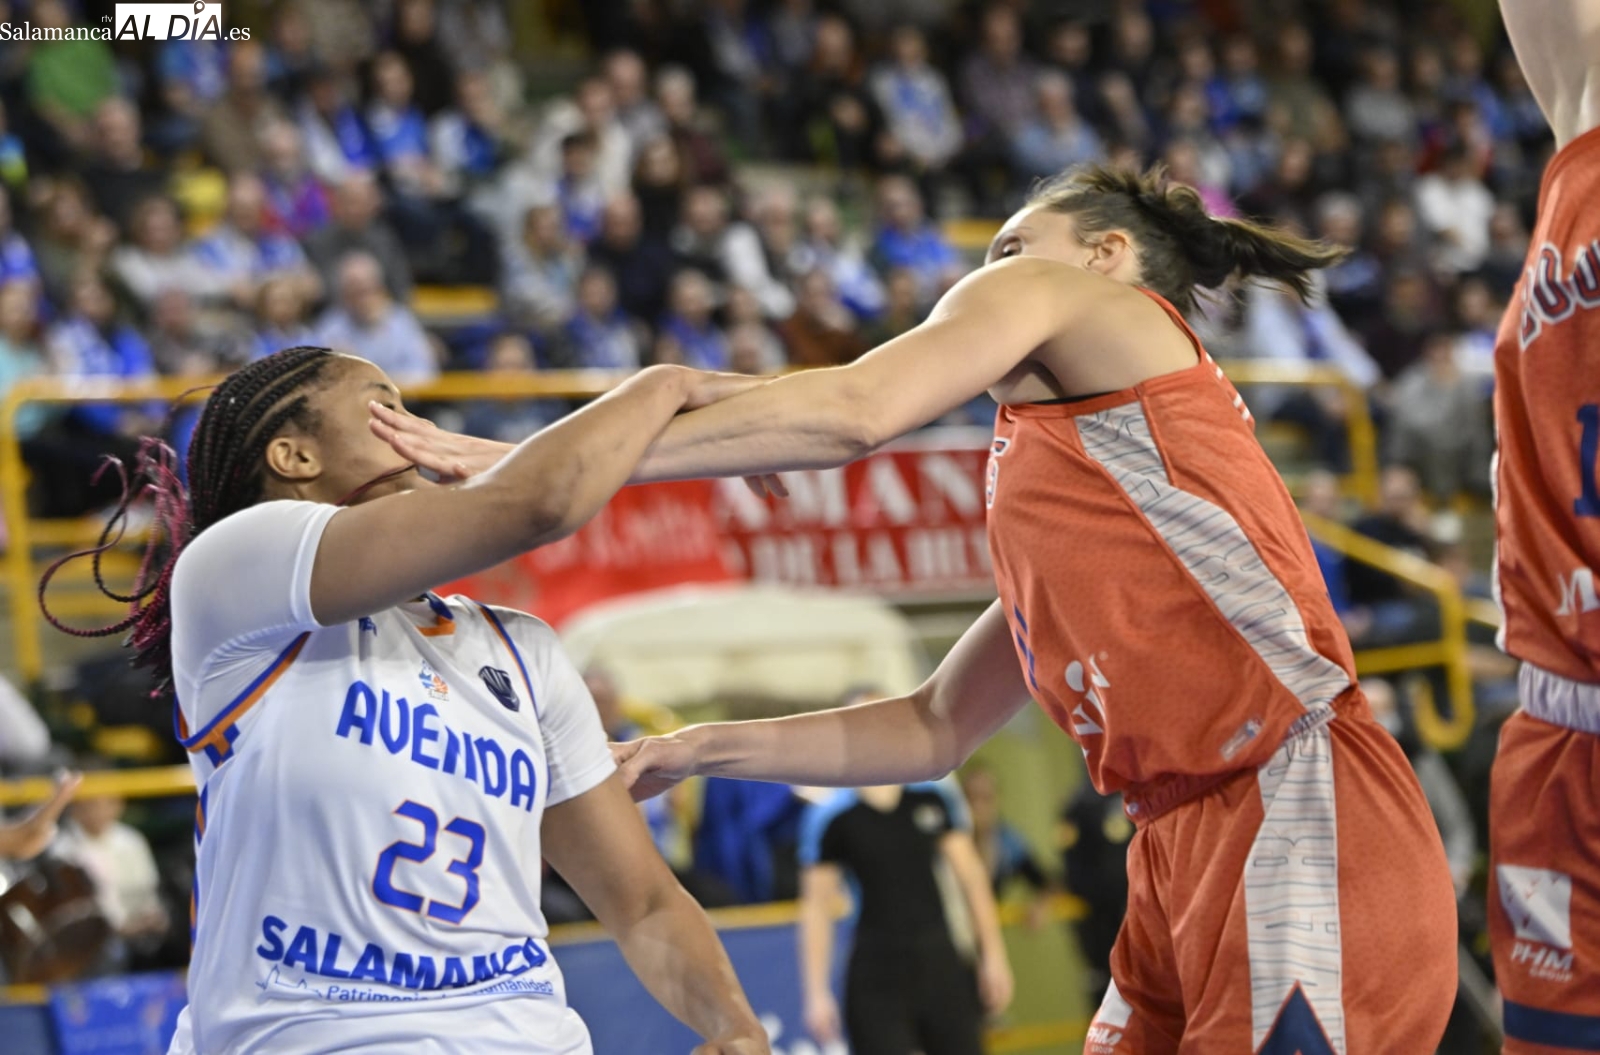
[39,346,340,700]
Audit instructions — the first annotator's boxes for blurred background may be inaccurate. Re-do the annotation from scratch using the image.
[0,0,1525,1051]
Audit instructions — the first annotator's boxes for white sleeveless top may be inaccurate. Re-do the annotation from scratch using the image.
[164,500,613,1054]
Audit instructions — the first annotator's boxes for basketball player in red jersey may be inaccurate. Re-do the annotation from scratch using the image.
[1486,5,1600,1051]
[373,164,1458,1053]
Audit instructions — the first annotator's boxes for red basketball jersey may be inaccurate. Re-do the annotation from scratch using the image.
[1495,127,1600,684]
[986,291,1358,820]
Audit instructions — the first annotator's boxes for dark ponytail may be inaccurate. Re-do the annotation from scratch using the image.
[1027,163,1346,314]
[38,346,339,701]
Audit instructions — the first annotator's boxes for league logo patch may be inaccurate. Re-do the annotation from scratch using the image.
[480,666,519,711]
[418,660,449,702]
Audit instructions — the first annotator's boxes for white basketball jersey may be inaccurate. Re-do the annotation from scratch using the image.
[165,501,614,1054]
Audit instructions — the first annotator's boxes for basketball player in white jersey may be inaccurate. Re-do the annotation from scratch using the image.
[40,346,769,1054]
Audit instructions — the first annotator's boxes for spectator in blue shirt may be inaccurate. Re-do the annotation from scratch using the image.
[500,203,584,334]
[45,271,157,438]
[555,132,607,245]
[315,251,437,382]
[457,332,568,443]
[561,266,642,370]
[657,269,729,370]
[1008,71,1105,183]
[870,174,963,306]
[298,67,375,184]
[0,187,39,290]
[367,51,444,200]
[258,120,330,240]
[153,39,228,152]
[191,173,322,311]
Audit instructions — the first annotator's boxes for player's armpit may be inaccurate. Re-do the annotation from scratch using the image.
[1499,0,1600,146]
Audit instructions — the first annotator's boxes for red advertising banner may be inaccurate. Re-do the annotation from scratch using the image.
[439,433,995,626]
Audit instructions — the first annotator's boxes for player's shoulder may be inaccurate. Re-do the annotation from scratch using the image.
[175,500,330,581]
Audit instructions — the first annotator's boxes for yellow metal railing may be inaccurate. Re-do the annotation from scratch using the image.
[1,372,637,684]
[1301,511,1476,750]
[1216,360,1380,507]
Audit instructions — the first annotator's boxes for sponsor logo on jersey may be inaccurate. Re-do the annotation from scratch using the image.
[479,666,519,712]
[419,661,449,701]
[359,617,378,636]
[336,681,541,812]
[1065,655,1110,740]
[1519,241,1600,351]
[1499,865,1576,983]
[1556,566,1600,616]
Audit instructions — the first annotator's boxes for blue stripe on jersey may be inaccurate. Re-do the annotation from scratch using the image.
[178,632,309,751]
[1505,1000,1600,1050]
[425,592,455,622]
[473,603,540,718]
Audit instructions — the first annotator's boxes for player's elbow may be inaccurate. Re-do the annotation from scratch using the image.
[820,377,884,462]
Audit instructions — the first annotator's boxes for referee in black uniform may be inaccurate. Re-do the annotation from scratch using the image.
[796,779,1012,1055]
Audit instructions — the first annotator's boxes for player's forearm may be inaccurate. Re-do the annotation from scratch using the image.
[484,365,691,542]
[679,694,962,788]
[612,883,763,1044]
[949,839,1007,959]
[631,369,878,483]
[797,896,835,1002]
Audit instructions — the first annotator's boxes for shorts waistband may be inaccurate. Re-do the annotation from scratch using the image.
[1519,662,1600,734]
[1122,708,1336,827]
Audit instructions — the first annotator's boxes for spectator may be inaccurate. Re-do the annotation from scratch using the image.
[0,774,80,862]
[530,77,633,198]
[81,99,172,236]
[560,266,643,371]
[553,132,608,245]
[656,66,731,188]
[367,52,446,202]
[1009,71,1105,183]
[108,196,223,309]
[1217,34,1270,131]
[863,266,923,346]
[36,273,157,516]
[960,765,1051,908]
[793,196,885,321]
[750,185,803,290]
[0,672,52,772]
[1359,266,1437,380]
[960,4,1040,154]
[0,188,39,292]
[32,181,117,310]
[1265,23,1342,148]
[0,282,53,445]
[656,269,728,369]
[1315,193,1385,333]
[0,100,29,193]
[671,185,794,319]
[778,270,868,366]
[1369,196,1429,275]
[289,0,378,70]
[257,120,330,240]
[315,252,437,382]
[296,67,376,184]
[870,25,963,176]
[251,276,317,360]
[587,194,677,323]
[192,173,321,311]
[263,4,316,106]
[430,71,520,209]
[1387,331,1493,499]
[1344,465,1436,642]
[304,172,414,303]
[1345,48,1417,146]
[435,0,520,114]
[1481,202,1530,298]
[1450,277,1501,387]
[501,203,584,334]
[727,322,779,374]
[146,289,249,376]
[870,175,962,306]
[200,41,288,173]
[1356,138,1421,221]
[723,286,786,367]
[25,0,119,155]
[1160,85,1235,209]
[56,784,169,949]
[1415,145,1497,275]
[792,14,882,173]
[603,49,666,147]
[392,0,456,117]
[457,332,566,441]
[699,0,773,148]
[632,137,688,240]
[154,39,228,152]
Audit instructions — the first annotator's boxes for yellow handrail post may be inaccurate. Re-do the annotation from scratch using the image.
[1340,376,1381,508]
[1,387,41,683]
[1301,511,1476,750]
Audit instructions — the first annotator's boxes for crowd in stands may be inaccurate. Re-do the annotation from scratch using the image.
[0,0,1547,522]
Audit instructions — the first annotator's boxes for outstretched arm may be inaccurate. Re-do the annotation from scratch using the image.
[614,600,1033,796]
[629,257,1081,483]
[1500,0,1600,147]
